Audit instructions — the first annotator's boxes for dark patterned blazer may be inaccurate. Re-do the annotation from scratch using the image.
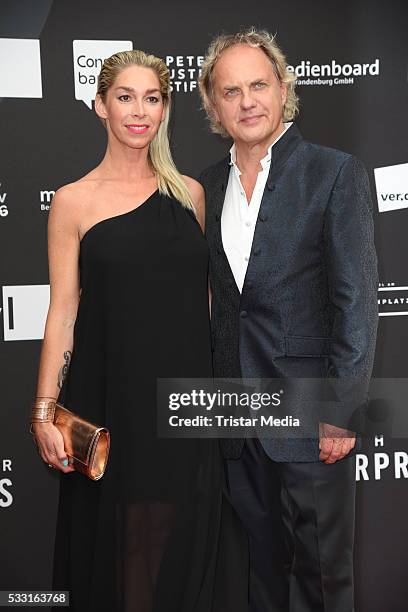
[199,123,378,462]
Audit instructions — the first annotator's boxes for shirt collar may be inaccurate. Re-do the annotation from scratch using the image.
[229,121,293,172]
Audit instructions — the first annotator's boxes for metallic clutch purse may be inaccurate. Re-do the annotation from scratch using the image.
[52,403,110,480]
[30,403,110,480]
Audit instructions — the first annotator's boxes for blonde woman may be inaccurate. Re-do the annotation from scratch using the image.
[31,50,248,612]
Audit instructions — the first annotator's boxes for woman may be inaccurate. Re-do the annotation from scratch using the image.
[30,50,248,612]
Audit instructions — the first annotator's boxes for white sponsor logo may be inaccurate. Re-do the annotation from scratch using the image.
[73,40,133,109]
[166,55,204,93]
[287,59,380,86]
[0,460,13,508]
[0,38,42,98]
[378,283,408,317]
[357,437,408,481]
[374,162,408,212]
[2,285,50,341]
[39,189,55,211]
[0,183,8,217]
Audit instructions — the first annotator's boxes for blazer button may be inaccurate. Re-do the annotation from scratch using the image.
[246,280,253,288]
[240,310,248,318]
[253,247,261,256]
[215,213,220,221]
[259,213,268,222]
[217,247,222,255]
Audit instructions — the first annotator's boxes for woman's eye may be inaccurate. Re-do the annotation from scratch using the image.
[146,96,159,103]
[118,95,131,102]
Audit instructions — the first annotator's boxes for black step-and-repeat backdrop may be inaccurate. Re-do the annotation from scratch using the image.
[1,0,408,610]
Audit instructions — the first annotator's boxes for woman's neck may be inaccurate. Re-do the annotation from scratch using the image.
[98,138,155,182]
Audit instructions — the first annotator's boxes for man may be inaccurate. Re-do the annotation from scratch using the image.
[198,28,378,612]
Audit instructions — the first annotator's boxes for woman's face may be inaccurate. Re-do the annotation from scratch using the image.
[96,64,166,149]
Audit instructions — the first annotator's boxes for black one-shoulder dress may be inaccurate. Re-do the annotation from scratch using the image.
[51,189,248,612]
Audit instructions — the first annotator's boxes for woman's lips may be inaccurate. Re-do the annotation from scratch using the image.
[126,124,149,134]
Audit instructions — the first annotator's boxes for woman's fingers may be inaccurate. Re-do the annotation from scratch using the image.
[52,439,75,473]
[32,423,75,473]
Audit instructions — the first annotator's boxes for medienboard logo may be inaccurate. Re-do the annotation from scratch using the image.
[374,163,408,213]
[2,285,50,341]
[0,38,42,98]
[73,40,133,108]
[287,59,380,86]
[378,283,408,317]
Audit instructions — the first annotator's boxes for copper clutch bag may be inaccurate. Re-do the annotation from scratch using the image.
[30,403,110,481]
[50,403,110,480]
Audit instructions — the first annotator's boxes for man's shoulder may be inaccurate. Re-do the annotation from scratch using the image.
[296,138,366,183]
[300,138,354,167]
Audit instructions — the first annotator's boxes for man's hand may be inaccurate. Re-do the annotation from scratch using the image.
[319,422,356,464]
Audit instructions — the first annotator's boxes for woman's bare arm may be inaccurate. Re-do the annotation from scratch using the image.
[182,175,205,232]
[32,184,82,472]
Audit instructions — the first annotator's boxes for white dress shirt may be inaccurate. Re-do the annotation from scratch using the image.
[221,122,292,293]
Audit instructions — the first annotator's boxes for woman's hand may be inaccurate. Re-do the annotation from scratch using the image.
[31,422,75,473]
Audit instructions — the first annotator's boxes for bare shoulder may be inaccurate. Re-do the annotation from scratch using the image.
[53,180,88,204]
[49,170,102,228]
[53,169,101,205]
[48,178,95,241]
[182,175,205,230]
[49,182,81,221]
[182,175,204,201]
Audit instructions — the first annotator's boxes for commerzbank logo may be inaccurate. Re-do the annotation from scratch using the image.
[73,40,133,108]
[287,58,380,86]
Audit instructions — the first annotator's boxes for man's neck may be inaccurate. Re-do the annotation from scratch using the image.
[234,122,286,175]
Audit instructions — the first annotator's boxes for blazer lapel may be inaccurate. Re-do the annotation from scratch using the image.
[209,157,241,296]
[210,156,230,225]
[242,124,303,291]
[267,123,303,188]
[254,123,303,226]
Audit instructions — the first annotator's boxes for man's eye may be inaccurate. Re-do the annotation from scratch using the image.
[226,89,238,97]
[253,82,266,89]
[118,95,131,101]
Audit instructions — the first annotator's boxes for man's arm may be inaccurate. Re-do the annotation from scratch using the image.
[320,155,379,462]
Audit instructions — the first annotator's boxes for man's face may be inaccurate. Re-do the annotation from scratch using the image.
[211,44,287,147]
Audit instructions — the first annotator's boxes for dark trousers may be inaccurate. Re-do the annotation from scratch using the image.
[226,438,356,612]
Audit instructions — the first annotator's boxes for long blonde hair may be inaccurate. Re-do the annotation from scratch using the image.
[199,27,299,137]
[97,49,194,211]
